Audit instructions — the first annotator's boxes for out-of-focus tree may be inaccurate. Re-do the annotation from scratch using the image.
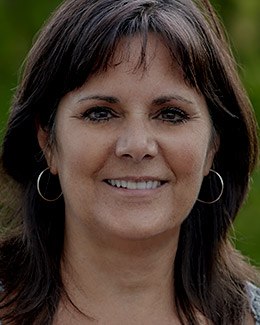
[211,0,260,267]
[0,0,259,265]
[212,0,260,120]
[0,0,61,132]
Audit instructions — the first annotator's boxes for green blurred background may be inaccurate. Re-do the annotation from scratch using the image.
[0,0,259,265]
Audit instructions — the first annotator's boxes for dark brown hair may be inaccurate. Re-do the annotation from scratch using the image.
[0,0,259,324]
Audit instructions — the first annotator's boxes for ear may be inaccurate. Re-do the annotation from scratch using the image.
[203,134,220,176]
[37,125,58,175]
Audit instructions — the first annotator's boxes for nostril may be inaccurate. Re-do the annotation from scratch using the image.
[144,153,153,159]
[120,152,154,163]
[115,129,158,161]
[121,153,133,158]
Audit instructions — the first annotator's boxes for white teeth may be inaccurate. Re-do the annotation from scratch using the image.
[128,181,137,190]
[146,181,153,189]
[111,180,116,186]
[107,180,162,190]
[152,181,159,189]
[136,182,146,190]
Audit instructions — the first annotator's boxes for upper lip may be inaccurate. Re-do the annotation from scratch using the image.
[103,176,168,182]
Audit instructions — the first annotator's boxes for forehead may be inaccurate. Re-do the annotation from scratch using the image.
[58,34,207,113]
[86,34,186,91]
[108,34,179,73]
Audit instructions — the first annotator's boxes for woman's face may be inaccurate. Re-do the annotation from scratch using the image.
[39,35,216,241]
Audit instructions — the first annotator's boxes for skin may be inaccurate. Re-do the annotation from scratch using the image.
[38,35,219,324]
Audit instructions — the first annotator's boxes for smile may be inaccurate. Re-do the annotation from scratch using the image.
[105,179,166,190]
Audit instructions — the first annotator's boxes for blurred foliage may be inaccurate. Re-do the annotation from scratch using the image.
[210,0,260,266]
[0,0,259,264]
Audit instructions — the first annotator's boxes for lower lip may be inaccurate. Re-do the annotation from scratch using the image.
[103,181,168,197]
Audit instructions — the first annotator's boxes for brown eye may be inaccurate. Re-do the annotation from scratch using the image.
[81,107,118,123]
[155,107,189,124]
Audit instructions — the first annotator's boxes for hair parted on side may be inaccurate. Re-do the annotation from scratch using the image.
[0,0,259,324]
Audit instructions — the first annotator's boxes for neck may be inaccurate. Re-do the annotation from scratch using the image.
[60,224,180,323]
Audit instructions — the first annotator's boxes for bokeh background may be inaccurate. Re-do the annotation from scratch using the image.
[0,0,259,265]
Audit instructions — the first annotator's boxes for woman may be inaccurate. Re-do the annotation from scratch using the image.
[0,0,259,324]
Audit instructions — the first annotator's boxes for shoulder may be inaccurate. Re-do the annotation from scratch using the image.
[247,282,260,324]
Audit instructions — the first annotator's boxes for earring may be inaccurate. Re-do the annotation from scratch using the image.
[37,167,63,202]
[197,169,224,204]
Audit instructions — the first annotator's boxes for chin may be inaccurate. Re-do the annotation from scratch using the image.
[99,216,179,242]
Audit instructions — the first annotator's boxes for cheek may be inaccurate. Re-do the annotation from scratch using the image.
[54,130,112,181]
[164,134,211,177]
[164,137,211,214]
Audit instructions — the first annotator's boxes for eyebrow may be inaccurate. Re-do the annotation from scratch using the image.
[77,94,193,105]
[77,95,119,104]
[152,95,193,105]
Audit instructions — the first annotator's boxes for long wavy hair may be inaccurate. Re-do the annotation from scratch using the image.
[0,0,259,324]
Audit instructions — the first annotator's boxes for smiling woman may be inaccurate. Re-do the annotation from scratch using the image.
[0,0,259,324]
[38,36,215,243]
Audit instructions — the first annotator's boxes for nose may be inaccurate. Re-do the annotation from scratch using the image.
[115,119,158,162]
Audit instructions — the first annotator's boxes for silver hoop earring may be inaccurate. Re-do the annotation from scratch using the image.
[37,167,62,202]
[197,169,224,204]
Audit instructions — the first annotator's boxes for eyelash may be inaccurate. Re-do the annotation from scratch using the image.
[153,107,190,124]
[79,106,189,124]
[80,106,118,123]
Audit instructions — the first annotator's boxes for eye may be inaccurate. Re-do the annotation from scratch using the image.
[80,106,118,123]
[154,107,189,124]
